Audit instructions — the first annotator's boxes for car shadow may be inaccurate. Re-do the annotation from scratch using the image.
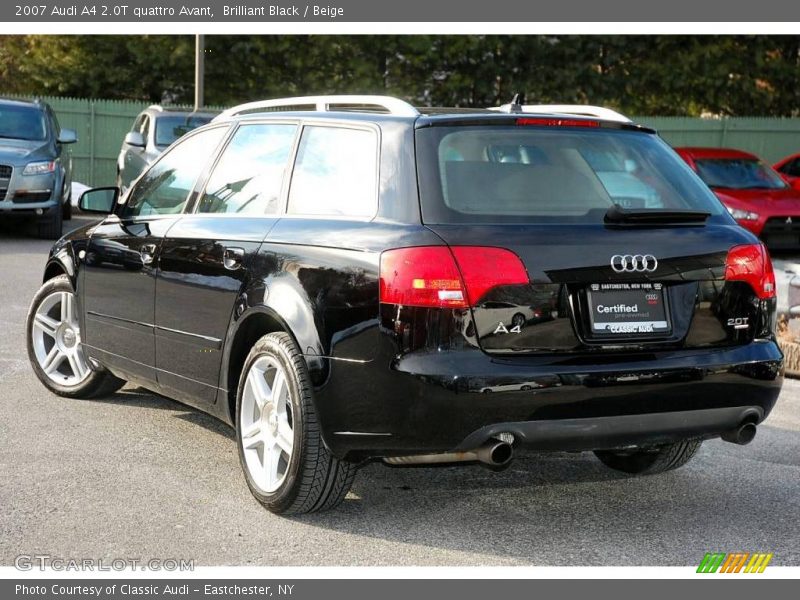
[75,384,235,440]
[0,214,98,240]
[69,382,799,565]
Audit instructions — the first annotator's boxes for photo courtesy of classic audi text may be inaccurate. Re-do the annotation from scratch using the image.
[0,0,799,597]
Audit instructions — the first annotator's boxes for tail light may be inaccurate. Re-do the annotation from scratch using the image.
[725,243,776,300]
[379,246,529,309]
[516,117,600,128]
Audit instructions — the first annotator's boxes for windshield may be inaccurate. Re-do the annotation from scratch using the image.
[694,158,787,190]
[0,104,47,141]
[155,115,213,147]
[416,125,724,224]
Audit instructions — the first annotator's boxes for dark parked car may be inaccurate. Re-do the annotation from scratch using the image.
[116,105,217,192]
[27,96,783,514]
[0,97,77,238]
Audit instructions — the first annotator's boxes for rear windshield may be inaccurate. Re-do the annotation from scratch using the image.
[694,158,787,190]
[0,104,47,141]
[416,125,724,224]
[155,115,213,147]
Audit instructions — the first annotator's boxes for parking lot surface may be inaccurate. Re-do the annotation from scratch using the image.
[1,217,798,566]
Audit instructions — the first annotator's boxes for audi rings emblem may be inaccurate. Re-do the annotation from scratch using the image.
[610,254,658,273]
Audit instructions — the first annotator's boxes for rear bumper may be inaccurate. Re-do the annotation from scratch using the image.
[454,406,763,453]
[317,340,783,460]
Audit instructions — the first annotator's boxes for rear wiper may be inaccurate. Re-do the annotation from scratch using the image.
[604,204,711,225]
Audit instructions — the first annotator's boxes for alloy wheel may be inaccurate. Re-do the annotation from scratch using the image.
[240,356,295,493]
[31,290,91,386]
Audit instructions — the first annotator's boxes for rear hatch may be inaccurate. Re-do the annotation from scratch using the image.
[414,117,776,355]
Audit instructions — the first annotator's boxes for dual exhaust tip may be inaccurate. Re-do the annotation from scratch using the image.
[384,438,514,469]
[385,421,757,467]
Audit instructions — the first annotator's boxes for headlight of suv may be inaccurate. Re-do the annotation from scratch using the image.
[726,206,759,221]
[22,160,56,176]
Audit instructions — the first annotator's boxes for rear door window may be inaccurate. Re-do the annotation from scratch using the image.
[197,123,297,215]
[287,125,378,217]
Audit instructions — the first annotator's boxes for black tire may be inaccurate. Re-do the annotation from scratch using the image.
[26,275,125,399]
[61,181,73,220]
[62,198,72,220]
[594,439,702,475]
[36,206,63,240]
[236,332,357,514]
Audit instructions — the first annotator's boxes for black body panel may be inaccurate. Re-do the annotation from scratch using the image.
[155,215,272,406]
[81,215,176,381]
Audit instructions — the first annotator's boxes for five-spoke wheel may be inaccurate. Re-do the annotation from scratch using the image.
[235,332,356,514]
[240,356,295,493]
[27,275,124,398]
[31,289,90,386]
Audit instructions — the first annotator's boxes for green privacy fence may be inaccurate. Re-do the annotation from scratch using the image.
[7,95,800,187]
[632,116,800,165]
[48,97,149,187]
[5,95,224,188]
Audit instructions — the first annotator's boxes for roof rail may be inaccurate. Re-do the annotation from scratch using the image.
[490,103,631,123]
[216,95,420,120]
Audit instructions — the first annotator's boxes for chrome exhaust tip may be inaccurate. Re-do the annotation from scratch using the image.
[475,440,514,470]
[721,422,757,446]
[383,437,515,468]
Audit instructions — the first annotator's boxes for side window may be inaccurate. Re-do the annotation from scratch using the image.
[132,115,144,133]
[121,127,226,218]
[287,126,378,217]
[139,115,150,140]
[783,158,800,177]
[197,123,297,215]
[48,109,61,136]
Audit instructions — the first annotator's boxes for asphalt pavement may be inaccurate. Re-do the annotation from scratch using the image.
[1,217,798,566]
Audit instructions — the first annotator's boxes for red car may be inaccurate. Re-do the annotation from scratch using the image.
[773,152,800,191]
[676,147,800,250]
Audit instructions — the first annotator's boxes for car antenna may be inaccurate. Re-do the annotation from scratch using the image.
[507,93,526,114]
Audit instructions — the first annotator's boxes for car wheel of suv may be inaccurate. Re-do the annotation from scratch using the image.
[26,275,125,398]
[594,439,702,475]
[62,197,72,220]
[236,332,357,514]
[36,206,63,240]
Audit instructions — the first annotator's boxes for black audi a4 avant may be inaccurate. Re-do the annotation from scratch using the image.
[26,96,783,514]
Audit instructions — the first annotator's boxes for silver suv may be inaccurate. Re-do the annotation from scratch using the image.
[116,105,217,192]
[0,98,77,238]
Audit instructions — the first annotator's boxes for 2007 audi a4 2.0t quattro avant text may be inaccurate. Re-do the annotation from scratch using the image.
[26,95,783,514]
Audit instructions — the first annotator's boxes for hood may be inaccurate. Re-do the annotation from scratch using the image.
[713,186,800,212]
[0,138,51,164]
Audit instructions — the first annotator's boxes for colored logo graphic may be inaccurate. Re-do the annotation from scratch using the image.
[697,553,773,573]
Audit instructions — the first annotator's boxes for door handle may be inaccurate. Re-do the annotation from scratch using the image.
[140,243,157,265]
[223,247,245,271]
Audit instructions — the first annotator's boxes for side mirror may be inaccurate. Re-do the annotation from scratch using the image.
[57,128,78,144]
[124,131,146,147]
[79,187,119,214]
